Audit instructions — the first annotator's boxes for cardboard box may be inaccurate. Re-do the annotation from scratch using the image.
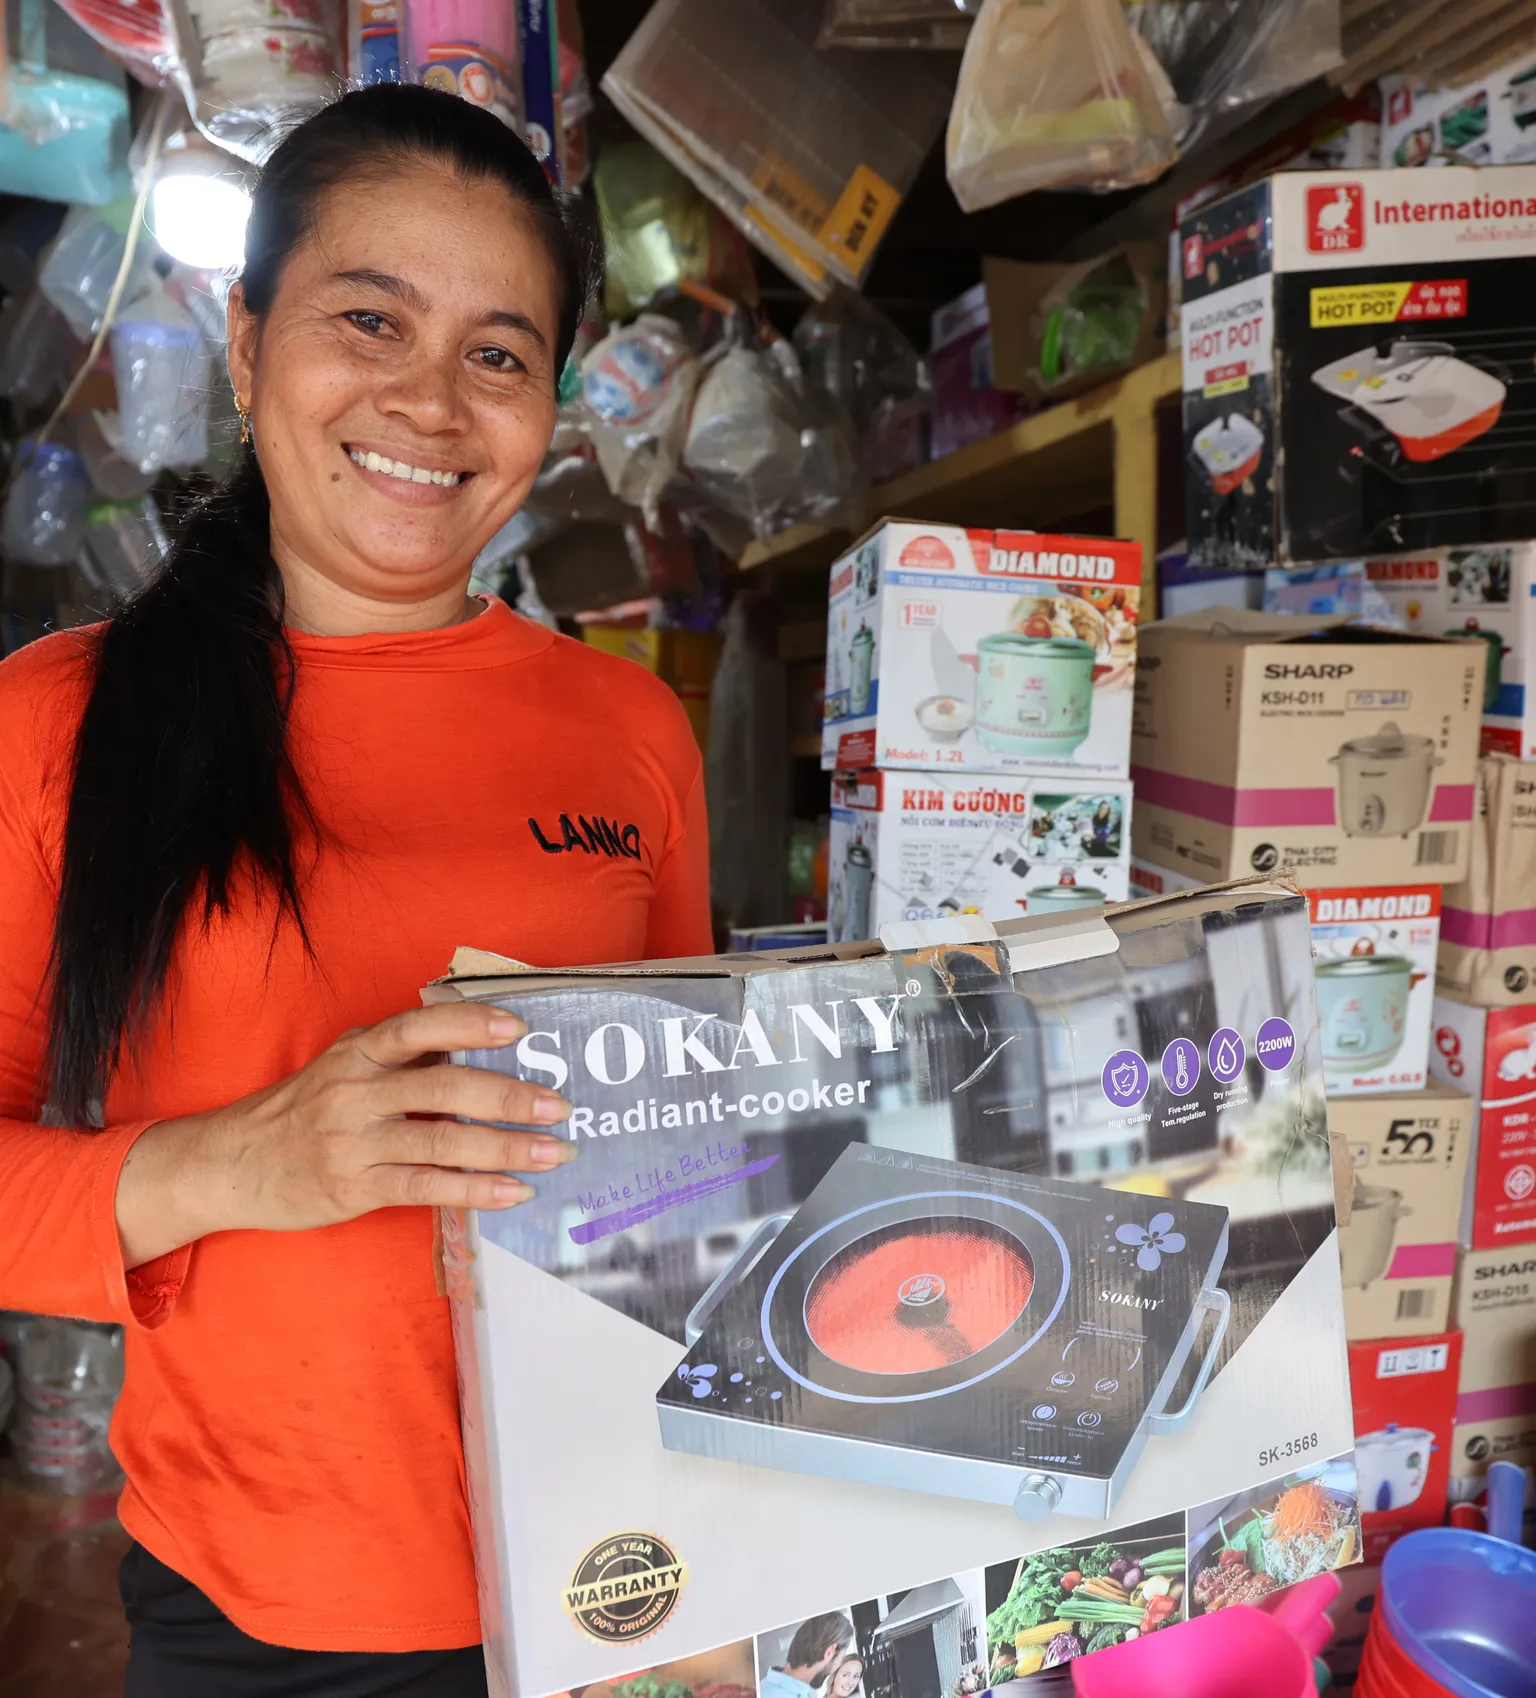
[1131,610,1484,887]
[428,883,1360,1697]
[1439,755,1536,1005]
[1348,1332,1462,1560]
[582,627,720,752]
[827,771,1132,942]
[1130,861,1440,1096]
[822,520,1141,779]
[1332,1086,1472,1339]
[1449,1247,1536,1477]
[1429,995,1536,1250]
[1380,55,1536,170]
[1179,167,1536,569]
[601,0,950,298]
[984,244,1166,404]
[1323,1558,1382,1683]
[929,283,1031,461]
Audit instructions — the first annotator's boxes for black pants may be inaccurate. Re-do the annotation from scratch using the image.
[120,1543,490,1697]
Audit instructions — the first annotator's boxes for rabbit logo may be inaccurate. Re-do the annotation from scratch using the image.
[1306,183,1364,253]
[1496,1031,1536,1084]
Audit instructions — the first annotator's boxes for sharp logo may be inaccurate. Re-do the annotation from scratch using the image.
[1099,1291,1162,1311]
[1474,1258,1536,1279]
[1263,662,1354,679]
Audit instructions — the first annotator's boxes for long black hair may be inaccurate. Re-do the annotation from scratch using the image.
[47,83,594,1125]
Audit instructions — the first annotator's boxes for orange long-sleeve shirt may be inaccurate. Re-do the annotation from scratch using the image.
[0,596,712,1651]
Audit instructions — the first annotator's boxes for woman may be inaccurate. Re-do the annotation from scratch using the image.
[0,85,710,1696]
[826,1653,866,1698]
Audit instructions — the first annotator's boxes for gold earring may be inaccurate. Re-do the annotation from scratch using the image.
[236,395,252,445]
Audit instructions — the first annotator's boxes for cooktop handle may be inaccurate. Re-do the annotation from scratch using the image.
[683,1212,792,1347]
[1144,1285,1232,1438]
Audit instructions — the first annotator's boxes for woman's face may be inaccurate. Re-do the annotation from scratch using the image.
[832,1661,863,1696]
[227,157,561,613]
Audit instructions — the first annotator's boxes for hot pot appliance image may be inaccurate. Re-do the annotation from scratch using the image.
[1312,343,1507,463]
[1355,1424,1434,1512]
[973,633,1096,759]
[1330,723,1439,837]
[656,1146,1231,1523]
[1316,951,1417,1072]
[1192,414,1265,494]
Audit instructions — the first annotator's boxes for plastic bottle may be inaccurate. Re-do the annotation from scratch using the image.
[12,1318,124,1494]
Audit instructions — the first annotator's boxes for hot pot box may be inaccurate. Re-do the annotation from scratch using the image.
[1439,754,1536,1007]
[1332,1085,1473,1340]
[827,771,1132,944]
[1428,994,1536,1250]
[1131,609,1483,888]
[1179,166,1536,569]
[821,520,1140,781]
[1449,1248,1536,1479]
[1348,1332,1462,1562]
[422,881,1363,1698]
[1130,861,1440,1098]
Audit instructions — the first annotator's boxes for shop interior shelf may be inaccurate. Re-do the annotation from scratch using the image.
[737,350,1182,608]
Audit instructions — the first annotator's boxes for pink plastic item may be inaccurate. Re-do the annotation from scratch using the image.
[1072,1574,1342,1698]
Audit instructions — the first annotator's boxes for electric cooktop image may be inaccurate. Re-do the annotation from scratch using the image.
[656,1146,1231,1524]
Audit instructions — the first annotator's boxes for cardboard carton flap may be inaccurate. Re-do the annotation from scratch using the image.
[1147,608,1464,646]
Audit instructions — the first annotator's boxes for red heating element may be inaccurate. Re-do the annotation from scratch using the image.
[804,1220,1035,1375]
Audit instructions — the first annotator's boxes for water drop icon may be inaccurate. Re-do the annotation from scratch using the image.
[1216,1036,1237,1074]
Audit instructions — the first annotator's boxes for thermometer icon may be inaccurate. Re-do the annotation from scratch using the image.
[1174,1043,1190,1092]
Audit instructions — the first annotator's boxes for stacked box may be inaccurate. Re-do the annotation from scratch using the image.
[1450,1249,1536,1480]
[1348,1332,1462,1560]
[1439,755,1536,1004]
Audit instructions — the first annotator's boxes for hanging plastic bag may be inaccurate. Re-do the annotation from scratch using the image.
[1129,0,1340,153]
[580,314,701,526]
[683,345,806,544]
[109,287,212,472]
[79,409,155,496]
[38,201,152,340]
[4,439,90,566]
[946,0,1177,208]
[1033,250,1148,392]
[78,495,167,600]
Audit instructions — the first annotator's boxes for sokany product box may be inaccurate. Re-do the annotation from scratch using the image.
[1348,1332,1463,1560]
[425,883,1360,1698]
[822,520,1140,780]
[1130,858,1440,1097]
[1179,167,1536,569]
[1439,755,1536,1006]
[827,771,1132,943]
[1263,550,1530,749]
[1449,1248,1536,1480]
[1333,1085,1473,1340]
[1380,56,1536,170]
[1429,994,1536,1249]
[1131,610,1484,887]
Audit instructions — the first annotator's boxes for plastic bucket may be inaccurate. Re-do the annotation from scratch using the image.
[1379,1529,1536,1698]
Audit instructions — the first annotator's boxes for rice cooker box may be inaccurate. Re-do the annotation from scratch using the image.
[1449,1248,1536,1479]
[1131,610,1483,887]
[1439,754,1536,1006]
[826,770,1132,943]
[822,520,1140,780]
[1333,1084,1473,1340]
[1132,863,1440,1096]
[425,883,1360,1698]
[1429,994,1536,1251]
[1379,57,1536,171]
[1348,1332,1462,1561]
[1179,167,1536,570]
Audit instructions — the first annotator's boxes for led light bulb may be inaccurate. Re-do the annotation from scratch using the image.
[149,172,251,271]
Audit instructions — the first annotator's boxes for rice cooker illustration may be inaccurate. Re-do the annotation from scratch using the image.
[1024,869,1105,914]
[1339,1178,1412,1289]
[850,622,875,717]
[1192,414,1265,494]
[1316,947,1420,1072]
[1312,342,1507,463]
[975,633,1096,758]
[844,837,874,941]
[1355,1424,1434,1513]
[1330,723,1439,837]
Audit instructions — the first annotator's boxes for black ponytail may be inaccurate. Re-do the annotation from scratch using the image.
[47,84,597,1125]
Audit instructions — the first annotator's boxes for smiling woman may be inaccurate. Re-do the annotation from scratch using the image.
[0,86,712,1698]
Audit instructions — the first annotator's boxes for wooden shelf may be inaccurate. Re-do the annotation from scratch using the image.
[790,734,824,759]
[734,351,1183,611]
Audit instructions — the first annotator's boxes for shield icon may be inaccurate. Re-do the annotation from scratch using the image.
[1110,1061,1139,1098]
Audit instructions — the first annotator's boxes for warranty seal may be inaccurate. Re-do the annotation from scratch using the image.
[561,1532,687,1646]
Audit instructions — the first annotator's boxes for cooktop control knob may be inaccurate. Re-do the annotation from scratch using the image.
[1012,1473,1063,1522]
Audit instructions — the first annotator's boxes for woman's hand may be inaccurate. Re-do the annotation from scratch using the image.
[116,1003,572,1268]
